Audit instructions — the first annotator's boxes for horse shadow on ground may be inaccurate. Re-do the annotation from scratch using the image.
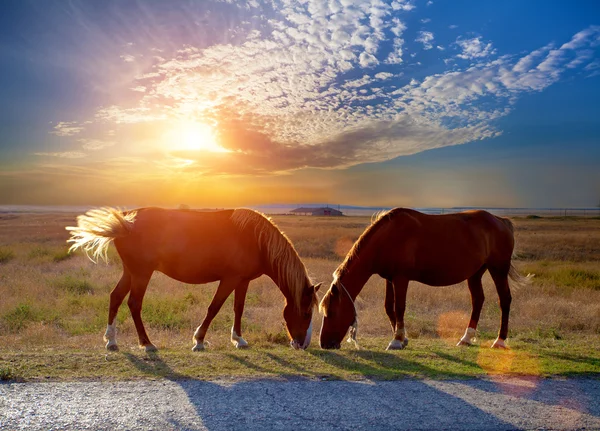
[120,350,535,431]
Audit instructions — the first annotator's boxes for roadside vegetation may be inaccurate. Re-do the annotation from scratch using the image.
[0,212,599,381]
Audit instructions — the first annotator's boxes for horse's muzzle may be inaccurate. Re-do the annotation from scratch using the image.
[320,341,341,350]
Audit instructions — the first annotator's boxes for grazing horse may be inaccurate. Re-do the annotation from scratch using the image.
[319,208,532,350]
[66,207,320,352]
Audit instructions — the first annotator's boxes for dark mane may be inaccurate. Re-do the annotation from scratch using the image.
[334,208,405,280]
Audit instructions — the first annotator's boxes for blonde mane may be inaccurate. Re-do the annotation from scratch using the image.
[230,209,310,310]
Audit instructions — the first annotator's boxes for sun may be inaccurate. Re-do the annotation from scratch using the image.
[168,121,229,153]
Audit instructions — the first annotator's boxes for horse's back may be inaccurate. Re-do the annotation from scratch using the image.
[376,209,515,285]
[114,208,263,282]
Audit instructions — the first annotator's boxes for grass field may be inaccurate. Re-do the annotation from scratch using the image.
[0,212,599,381]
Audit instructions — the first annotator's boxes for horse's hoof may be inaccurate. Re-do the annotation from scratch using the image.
[403,338,409,347]
[192,342,205,352]
[457,339,472,347]
[106,342,119,352]
[386,339,406,350]
[491,340,509,349]
[143,344,158,352]
[232,337,249,349]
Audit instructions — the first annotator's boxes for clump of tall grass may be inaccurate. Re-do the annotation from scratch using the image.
[2,303,34,331]
[0,247,15,264]
[0,366,16,381]
[28,246,50,259]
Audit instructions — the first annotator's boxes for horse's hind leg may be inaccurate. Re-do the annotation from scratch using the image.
[104,270,131,351]
[384,279,396,333]
[458,266,486,346]
[489,266,512,349]
[192,277,239,351]
[231,280,250,349]
[387,277,409,350]
[127,272,155,352]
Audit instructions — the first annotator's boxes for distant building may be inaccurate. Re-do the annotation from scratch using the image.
[290,207,344,216]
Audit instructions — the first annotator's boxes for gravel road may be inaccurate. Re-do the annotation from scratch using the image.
[2,377,599,430]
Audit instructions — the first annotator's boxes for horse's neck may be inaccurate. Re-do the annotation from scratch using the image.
[338,257,373,300]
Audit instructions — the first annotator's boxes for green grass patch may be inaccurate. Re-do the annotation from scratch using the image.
[51,275,95,295]
[522,262,600,290]
[0,337,598,382]
[0,366,17,381]
[0,247,15,264]
[28,246,51,259]
[141,298,191,330]
[53,249,73,262]
[2,303,35,331]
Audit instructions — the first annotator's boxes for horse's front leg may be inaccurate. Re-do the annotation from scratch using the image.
[458,268,486,346]
[192,277,239,351]
[231,280,250,349]
[387,277,409,350]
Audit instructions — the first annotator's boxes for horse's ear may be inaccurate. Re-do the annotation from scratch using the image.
[313,282,321,293]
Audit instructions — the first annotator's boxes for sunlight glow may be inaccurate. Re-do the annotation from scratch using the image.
[167,121,229,153]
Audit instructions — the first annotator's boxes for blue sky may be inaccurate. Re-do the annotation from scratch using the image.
[0,0,599,207]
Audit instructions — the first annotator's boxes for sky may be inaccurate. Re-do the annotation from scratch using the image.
[0,0,599,208]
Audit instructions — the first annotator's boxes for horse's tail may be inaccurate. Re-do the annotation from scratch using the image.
[498,216,535,288]
[65,207,137,263]
[508,262,534,288]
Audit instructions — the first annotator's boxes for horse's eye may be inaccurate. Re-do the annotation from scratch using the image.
[304,312,311,319]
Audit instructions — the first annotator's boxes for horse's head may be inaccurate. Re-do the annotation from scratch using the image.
[283,282,321,350]
[319,281,356,349]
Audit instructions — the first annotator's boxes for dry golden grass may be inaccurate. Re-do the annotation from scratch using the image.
[0,212,599,355]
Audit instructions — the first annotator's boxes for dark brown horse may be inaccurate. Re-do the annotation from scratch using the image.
[66,207,320,352]
[319,208,532,350]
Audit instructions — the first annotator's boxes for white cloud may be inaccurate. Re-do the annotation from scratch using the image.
[34,152,87,159]
[416,31,434,50]
[45,1,600,175]
[120,54,136,63]
[78,139,116,151]
[50,122,84,137]
[456,37,496,60]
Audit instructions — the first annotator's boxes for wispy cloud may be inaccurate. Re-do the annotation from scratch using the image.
[34,151,87,159]
[78,139,116,151]
[49,122,84,137]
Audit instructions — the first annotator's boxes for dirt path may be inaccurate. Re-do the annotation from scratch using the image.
[2,377,599,430]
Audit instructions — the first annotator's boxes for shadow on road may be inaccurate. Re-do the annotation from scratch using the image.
[121,351,527,430]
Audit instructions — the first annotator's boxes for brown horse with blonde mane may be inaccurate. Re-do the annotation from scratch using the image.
[319,208,532,350]
[67,207,320,351]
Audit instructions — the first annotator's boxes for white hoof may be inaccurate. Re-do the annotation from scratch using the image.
[458,327,476,346]
[192,342,205,352]
[386,338,408,350]
[233,339,249,349]
[143,344,157,352]
[231,329,249,349]
[491,338,508,349]
[105,341,119,351]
